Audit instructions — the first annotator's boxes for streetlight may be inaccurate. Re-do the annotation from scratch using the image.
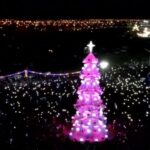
[99,61,109,69]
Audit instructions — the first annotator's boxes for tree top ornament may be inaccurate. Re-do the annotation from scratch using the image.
[87,41,95,53]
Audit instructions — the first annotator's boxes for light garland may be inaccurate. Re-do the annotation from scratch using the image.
[0,69,80,79]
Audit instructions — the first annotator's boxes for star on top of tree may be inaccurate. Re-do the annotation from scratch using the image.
[87,41,95,53]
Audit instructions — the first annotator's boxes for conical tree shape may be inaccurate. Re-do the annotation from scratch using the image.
[69,52,108,142]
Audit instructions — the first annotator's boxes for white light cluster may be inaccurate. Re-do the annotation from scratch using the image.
[100,61,109,69]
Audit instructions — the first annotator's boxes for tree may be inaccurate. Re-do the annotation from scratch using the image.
[69,41,108,142]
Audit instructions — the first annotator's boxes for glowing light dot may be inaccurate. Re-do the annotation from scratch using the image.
[69,132,73,136]
[92,113,96,117]
[98,128,101,132]
[79,138,84,142]
[76,127,80,132]
[100,61,109,69]
[94,138,99,142]
[87,129,91,133]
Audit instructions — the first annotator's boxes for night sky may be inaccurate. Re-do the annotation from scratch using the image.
[0,0,149,19]
[0,0,150,73]
[0,25,149,74]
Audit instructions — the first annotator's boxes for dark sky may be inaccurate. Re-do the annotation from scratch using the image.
[0,24,149,73]
[0,0,149,19]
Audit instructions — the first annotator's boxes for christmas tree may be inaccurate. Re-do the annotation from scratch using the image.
[69,41,108,142]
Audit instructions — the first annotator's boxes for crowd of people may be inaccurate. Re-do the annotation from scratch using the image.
[0,62,150,150]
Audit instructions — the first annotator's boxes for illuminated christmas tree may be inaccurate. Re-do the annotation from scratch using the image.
[69,41,108,142]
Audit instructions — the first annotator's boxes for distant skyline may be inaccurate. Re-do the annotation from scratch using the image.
[0,0,149,19]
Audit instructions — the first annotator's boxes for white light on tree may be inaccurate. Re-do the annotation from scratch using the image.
[87,41,95,53]
[100,61,109,69]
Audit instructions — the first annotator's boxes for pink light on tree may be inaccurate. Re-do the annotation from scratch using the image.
[69,41,108,142]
